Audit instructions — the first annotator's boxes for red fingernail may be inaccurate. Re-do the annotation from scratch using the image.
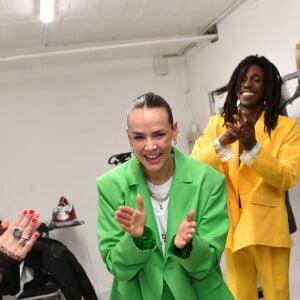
[31,217,37,223]
[29,209,34,214]
[23,210,28,215]
[34,232,40,238]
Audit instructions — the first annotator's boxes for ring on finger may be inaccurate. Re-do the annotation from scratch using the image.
[19,236,29,246]
[13,228,23,239]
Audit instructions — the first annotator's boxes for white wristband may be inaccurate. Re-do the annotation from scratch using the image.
[240,142,261,165]
[214,137,234,162]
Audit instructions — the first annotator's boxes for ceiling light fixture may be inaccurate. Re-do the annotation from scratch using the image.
[40,0,54,23]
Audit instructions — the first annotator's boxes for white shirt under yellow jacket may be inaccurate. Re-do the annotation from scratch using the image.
[191,112,300,252]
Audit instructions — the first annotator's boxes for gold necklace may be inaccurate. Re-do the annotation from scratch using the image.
[149,189,169,210]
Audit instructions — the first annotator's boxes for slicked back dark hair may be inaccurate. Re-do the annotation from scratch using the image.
[127,92,174,127]
[222,55,282,136]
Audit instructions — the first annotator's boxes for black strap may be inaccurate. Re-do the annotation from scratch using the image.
[285,191,297,234]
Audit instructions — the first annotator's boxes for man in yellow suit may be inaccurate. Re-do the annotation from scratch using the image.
[191,55,300,300]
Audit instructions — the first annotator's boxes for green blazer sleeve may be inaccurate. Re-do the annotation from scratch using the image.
[167,171,228,278]
[97,160,157,281]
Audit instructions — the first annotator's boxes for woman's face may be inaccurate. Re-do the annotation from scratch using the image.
[126,107,177,178]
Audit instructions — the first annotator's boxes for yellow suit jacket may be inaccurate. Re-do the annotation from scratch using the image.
[191,112,300,252]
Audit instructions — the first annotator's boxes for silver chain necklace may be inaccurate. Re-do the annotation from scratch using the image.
[149,189,169,210]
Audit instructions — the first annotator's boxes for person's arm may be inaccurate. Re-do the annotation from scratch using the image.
[97,176,157,281]
[167,173,229,280]
[191,116,230,170]
[0,248,22,293]
[0,210,41,286]
[247,119,300,190]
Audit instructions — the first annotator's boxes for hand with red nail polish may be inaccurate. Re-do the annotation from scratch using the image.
[0,209,42,285]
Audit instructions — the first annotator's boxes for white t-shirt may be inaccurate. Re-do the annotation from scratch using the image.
[147,177,172,255]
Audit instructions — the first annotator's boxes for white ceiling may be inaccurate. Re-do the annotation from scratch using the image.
[0,0,245,64]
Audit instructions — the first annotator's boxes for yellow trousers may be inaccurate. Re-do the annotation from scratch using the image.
[225,246,290,300]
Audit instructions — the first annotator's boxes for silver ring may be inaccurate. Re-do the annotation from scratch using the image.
[19,236,29,246]
[13,228,23,239]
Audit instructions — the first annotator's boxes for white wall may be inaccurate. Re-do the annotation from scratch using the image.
[187,0,300,298]
[0,56,191,298]
[187,0,300,130]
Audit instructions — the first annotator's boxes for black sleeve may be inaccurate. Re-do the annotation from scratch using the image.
[0,251,21,295]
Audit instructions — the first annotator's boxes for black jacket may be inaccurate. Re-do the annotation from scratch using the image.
[20,237,98,300]
[0,251,20,296]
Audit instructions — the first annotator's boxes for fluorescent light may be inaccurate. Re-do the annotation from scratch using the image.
[40,0,54,23]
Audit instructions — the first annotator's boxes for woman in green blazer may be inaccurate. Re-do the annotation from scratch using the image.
[97,92,233,299]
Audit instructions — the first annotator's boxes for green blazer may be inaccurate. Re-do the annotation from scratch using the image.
[97,147,233,300]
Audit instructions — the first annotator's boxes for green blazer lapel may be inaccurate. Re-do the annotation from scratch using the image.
[165,148,194,250]
[126,157,162,251]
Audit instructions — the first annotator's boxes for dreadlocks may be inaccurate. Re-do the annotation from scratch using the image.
[222,55,282,136]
